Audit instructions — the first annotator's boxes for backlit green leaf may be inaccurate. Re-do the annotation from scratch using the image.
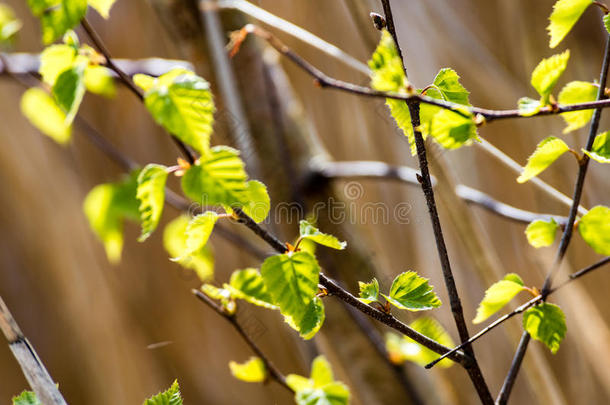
[27,0,87,44]
[88,0,117,18]
[548,0,593,48]
[299,220,346,250]
[287,356,350,405]
[358,278,379,304]
[583,131,610,163]
[605,14,610,34]
[383,271,442,311]
[429,109,478,149]
[143,380,183,405]
[0,4,21,44]
[84,65,115,97]
[526,218,559,248]
[558,81,598,133]
[517,136,570,183]
[473,274,525,324]
[136,68,215,156]
[225,268,278,309]
[523,303,566,354]
[163,215,214,282]
[225,180,270,223]
[179,211,218,260]
[12,390,40,405]
[40,44,76,85]
[578,205,610,255]
[21,88,72,144]
[531,51,570,102]
[368,29,407,92]
[52,65,85,124]
[284,296,325,340]
[136,164,169,242]
[229,357,267,383]
[518,97,542,117]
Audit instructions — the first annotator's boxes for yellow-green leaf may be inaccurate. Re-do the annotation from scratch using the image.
[548,0,593,48]
[518,97,542,117]
[84,65,115,97]
[0,4,22,44]
[12,390,40,405]
[429,109,478,149]
[517,136,570,183]
[27,0,88,44]
[368,29,407,92]
[177,211,218,260]
[225,180,270,223]
[163,215,214,282]
[382,271,441,311]
[358,278,379,304]
[583,131,610,163]
[229,357,267,383]
[287,356,350,405]
[39,44,76,86]
[21,88,71,144]
[578,205,610,255]
[299,220,346,250]
[143,380,182,405]
[523,303,566,354]
[284,296,325,340]
[52,65,85,124]
[558,81,598,133]
[136,164,169,242]
[525,218,559,248]
[88,0,117,18]
[531,51,570,102]
[225,268,278,309]
[473,274,525,324]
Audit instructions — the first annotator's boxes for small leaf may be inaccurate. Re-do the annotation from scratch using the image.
[225,268,278,309]
[39,44,76,86]
[383,271,442,311]
[88,0,117,18]
[429,109,478,149]
[473,275,526,324]
[368,29,408,92]
[517,136,570,183]
[310,356,334,387]
[523,303,566,354]
[163,215,214,282]
[52,65,86,124]
[136,164,169,242]
[27,0,88,44]
[21,88,72,144]
[284,296,325,340]
[287,356,350,405]
[518,97,542,117]
[578,205,610,255]
[84,65,115,97]
[0,4,22,44]
[136,68,215,156]
[229,357,267,383]
[431,68,471,105]
[558,81,598,133]
[525,218,559,248]
[358,278,380,304]
[583,131,610,163]
[385,317,455,368]
[179,211,219,259]
[605,14,610,34]
[386,98,417,155]
[548,0,593,48]
[225,180,270,223]
[260,251,320,322]
[299,220,346,250]
[12,390,40,405]
[143,380,183,405]
[531,51,571,102]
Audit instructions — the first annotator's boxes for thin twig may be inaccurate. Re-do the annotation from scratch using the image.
[192,289,292,392]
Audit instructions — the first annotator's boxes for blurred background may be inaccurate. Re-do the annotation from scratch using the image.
[0,0,609,404]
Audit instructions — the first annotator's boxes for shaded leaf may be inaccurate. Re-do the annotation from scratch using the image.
[473,274,525,324]
[358,278,379,304]
[517,136,569,183]
[21,88,71,144]
[383,271,441,311]
[578,205,610,255]
[136,164,169,242]
[299,220,346,250]
[229,357,267,383]
[163,215,214,282]
[558,81,598,133]
[526,218,559,248]
[548,0,593,48]
[523,303,566,354]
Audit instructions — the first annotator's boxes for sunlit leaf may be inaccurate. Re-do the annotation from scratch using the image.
[179,211,218,260]
[284,296,325,340]
[299,220,346,250]
[136,164,169,242]
[229,357,267,383]
[473,274,525,324]
[368,29,407,92]
[558,81,598,133]
[578,205,610,255]
[225,268,278,309]
[548,0,593,48]
[27,0,88,44]
[12,390,40,405]
[583,131,610,163]
[382,271,441,311]
[517,136,570,183]
[523,303,566,354]
[287,356,350,405]
[605,14,610,34]
[429,109,478,149]
[88,0,117,18]
[525,218,559,248]
[358,278,379,304]
[40,44,76,85]
[163,215,214,282]
[518,97,542,117]
[225,180,270,223]
[531,51,570,102]
[143,380,183,405]
[84,65,115,97]
[21,88,72,144]
[0,4,22,44]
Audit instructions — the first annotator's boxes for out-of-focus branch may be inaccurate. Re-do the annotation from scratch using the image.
[0,295,68,405]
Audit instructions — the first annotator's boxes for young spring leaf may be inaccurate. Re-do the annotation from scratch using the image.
[200,284,234,314]
[260,251,320,322]
[578,205,610,255]
[225,268,278,309]
[84,65,115,97]
[385,317,455,368]
[358,278,380,304]
[286,356,350,405]
[12,390,40,405]
[605,14,610,34]
[143,380,183,405]
[523,303,567,354]
[525,218,559,248]
[382,271,442,311]
[225,180,270,223]
[179,211,219,259]
[229,357,267,383]
[0,4,21,44]
[531,51,570,102]
[27,0,88,44]
[40,44,77,86]
[163,215,214,282]
[420,68,472,132]
[88,0,117,18]
[299,220,346,250]
[558,81,598,133]
[52,65,86,124]
[181,146,249,207]
[548,0,594,48]
[429,109,478,149]
[21,88,72,144]
[284,296,326,340]
[518,97,542,117]
[517,137,570,183]
[583,131,610,163]
[135,68,215,156]
[136,164,169,242]
[473,274,525,324]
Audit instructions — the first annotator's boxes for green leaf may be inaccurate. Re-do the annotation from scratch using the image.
[136,68,215,156]
[52,65,85,124]
[518,97,543,117]
[21,88,72,144]
[0,4,22,44]
[368,29,407,92]
[386,98,418,154]
[136,164,169,242]
[558,81,598,133]
[430,68,471,105]
[385,317,455,368]
[83,173,139,263]
[605,14,610,34]
[531,51,571,102]
[583,131,610,163]
[40,44,76,86]
[578,205,610,255]
[225,180,270,223]
[358,278,379,304]
[473,275,526,324]
[181,146,249,207]
[163,215,214,282]
[179,211,218,259]
[517,136,570,183]
[525,218,559,248]
[523,303,567,354]
[88,0,117,18]
[229,357,267,383]
[84,65,115,97]
[548,0,593,48]
[299,220,346,250]
[12,390,40,405]
[260,251,320,322]
[429,109,478,149]
[143,380,183,405]
[225,268,278,309]
[287,356,350,405]
[27,0,88,44]
[382,271,441,311]
[284,296,325,340]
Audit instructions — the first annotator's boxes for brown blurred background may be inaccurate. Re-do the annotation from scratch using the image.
[0,0,609,404]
